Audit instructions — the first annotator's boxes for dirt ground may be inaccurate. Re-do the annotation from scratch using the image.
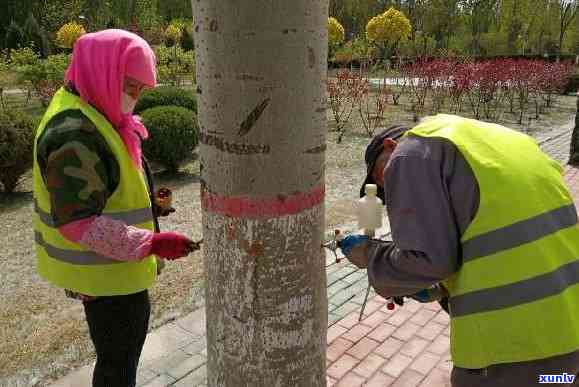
[0,93,576,386]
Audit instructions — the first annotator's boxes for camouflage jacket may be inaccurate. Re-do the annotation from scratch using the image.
[36,109,121,228]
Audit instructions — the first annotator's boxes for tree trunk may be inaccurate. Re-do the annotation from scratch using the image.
[192,1,329,386]
[569,95,579,165]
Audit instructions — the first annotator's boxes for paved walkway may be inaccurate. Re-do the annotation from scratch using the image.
[52,125,576,387]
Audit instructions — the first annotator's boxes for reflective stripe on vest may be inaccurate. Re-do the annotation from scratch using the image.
[407,114,579,368]
[33,88,156,296]
[451,259,579,317]
[35,231,122,265]
[34,200,153,227]
[462,204,578,262]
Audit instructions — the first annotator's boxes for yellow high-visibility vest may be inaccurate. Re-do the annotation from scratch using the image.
[408,114,579,368]
[33,88,156,296]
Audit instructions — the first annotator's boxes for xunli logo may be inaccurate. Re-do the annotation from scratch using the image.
[538,373,576,384]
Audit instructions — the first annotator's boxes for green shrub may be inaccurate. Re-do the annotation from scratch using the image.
[14,53,69,106]
[140,106,199,172]
[164,24,182,47]
[0,110,36,193]
[135,86,197,114]
[9,47,39,67]
[154,45,195,87]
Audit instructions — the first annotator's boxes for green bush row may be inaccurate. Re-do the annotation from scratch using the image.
[135,86,197,114]
[0,109,36,193]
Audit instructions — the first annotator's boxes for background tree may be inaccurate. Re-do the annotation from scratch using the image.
[22,14,51,57]
[570,95,579,164]
[422,0,459,49]
[40,0,83,35]
[192,0,328,385]
[558,0,578,58]
[366,7,412,61]
[459,0,497,55]
[328,17,346,59]
[4,22,25,52]
[158,0,193,22]
[0,0,578,58]
[55,22,86,49]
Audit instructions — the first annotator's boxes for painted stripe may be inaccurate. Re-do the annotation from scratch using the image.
[463,204,577,262]
[35,231,122,265]
[450,259,579,317]
[34,200,153,227]
[201,185,325,218]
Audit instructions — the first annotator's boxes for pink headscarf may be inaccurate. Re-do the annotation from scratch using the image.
[65,29,157,169]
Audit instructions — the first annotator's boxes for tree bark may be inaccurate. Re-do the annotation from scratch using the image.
[192,1,329,386]
[569,94,579,165]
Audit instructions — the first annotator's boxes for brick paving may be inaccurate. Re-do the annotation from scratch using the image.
[52,125,577,387]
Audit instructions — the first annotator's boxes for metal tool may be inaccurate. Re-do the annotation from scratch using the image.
[322,224,402,320]
[358,288,401,319]
[322,229,344,263]
[355,229,395,321]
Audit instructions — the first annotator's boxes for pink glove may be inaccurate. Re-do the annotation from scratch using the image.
[150,232,197,260]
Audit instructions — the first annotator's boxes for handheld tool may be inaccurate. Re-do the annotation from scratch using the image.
[356,184,398,320]
[322,229,344,263]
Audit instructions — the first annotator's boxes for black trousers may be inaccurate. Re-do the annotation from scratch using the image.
[451,349,579,387]
[83,290,150,387]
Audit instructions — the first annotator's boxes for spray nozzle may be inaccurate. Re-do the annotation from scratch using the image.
[364,184,378,197]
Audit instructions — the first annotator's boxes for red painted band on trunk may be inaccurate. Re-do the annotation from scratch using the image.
[202,185,325,218]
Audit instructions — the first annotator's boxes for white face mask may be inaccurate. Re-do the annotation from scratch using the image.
[121,93,137,114]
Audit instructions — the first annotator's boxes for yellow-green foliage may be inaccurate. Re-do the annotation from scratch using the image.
[164,24,182,46]
[366,7,411,48]
[8,47,39,67]
[328,17,345,47]
[55,22,86,49]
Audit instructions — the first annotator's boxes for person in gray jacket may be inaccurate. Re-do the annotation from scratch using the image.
[341,122,579,387]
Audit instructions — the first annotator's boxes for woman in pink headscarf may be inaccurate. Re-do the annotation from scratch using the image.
[33,30,196,386]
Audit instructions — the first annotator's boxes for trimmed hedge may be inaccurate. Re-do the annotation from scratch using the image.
[141,106,199,172]
[134,86,197,114]
[0,110,36,193]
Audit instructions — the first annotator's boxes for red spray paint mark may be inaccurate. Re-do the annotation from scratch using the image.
[202,185,325,219]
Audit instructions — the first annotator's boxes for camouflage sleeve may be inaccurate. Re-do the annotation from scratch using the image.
[36,109,120,227]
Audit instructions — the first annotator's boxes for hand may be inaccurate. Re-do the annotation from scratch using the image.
[150,232,199,260]
[409,284,448,303]
[153,203,176,217]
[340,234,370,268]
[154,188,175,217]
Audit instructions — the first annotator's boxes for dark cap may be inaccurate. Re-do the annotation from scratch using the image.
[360,125,409,200]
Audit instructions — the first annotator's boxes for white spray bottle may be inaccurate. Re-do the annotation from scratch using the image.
[356,184,383,238]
